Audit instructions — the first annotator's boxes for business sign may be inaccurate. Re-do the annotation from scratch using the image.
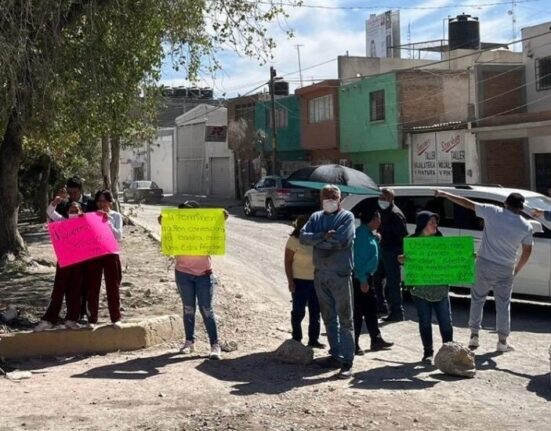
[205,126,227,142]
[411,131,465,184]
[366,10,401,58]
[48,213,120,267]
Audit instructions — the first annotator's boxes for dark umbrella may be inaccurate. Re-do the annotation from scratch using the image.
[287,164,380,195]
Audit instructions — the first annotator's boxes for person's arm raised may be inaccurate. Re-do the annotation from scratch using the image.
[434,190,476,212]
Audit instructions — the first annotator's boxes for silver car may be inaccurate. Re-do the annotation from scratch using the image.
[243,176,320,219]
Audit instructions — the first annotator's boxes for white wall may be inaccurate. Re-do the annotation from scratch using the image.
[522,22,551,113]
[149,129,174,194]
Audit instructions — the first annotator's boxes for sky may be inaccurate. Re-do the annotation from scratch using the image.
[159,0,551,98]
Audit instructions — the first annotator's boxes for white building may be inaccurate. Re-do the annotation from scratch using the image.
[175,104,235,198]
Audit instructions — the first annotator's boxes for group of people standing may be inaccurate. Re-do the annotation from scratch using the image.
[35,176,124,331]
[285,184,535,379]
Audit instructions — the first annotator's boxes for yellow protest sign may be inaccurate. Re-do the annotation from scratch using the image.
[161,208,226,256]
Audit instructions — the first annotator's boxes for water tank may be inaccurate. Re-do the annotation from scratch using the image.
[274,81,289,96]
[448,14,480,51]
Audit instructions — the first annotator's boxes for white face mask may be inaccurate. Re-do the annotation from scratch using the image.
[68,213,79,219]
[378,200,390,210]
[323,199,339,214]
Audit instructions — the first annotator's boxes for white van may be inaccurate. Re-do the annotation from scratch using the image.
[342,185,551,299]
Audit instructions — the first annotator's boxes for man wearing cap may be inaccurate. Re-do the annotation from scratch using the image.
[435,190,533,352]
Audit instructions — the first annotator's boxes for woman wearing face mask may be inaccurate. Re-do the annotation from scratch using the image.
[85,189,124,328]
[34,199,85,331]
[398,211,454,364]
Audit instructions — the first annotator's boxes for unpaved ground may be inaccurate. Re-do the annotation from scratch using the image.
[1,206,550,431]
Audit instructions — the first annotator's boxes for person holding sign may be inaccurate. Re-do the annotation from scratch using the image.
[398,211,453,364]
[435,190,533,353]
[300,185,356,379]
[284,214,324,349]
[34,199,85,331]
[159,201,226,360]
[85,190,124,328]
[353,209,393,355]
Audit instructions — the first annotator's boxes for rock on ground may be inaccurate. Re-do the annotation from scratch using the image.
[274,339,314,365]
[434,341,476,378]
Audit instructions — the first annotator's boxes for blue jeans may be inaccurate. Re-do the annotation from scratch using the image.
[314,270,355,365]
[412,295,453,356]
[175,270,218,345]
[291,279,321,344]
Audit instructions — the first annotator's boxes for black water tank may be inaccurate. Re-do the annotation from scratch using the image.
[449,14,480,51]
[274,81,289,96]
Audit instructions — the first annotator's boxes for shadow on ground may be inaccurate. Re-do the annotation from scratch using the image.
[196,352,334,396]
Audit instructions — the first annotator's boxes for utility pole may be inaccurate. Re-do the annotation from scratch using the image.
[295,44,304,87]
[269,66,278,175]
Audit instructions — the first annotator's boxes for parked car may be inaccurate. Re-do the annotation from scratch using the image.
[342,185,551,299]
[243,175,320,219]
[122,180,163,204]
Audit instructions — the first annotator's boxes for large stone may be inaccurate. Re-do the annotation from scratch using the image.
[434,341,476,378]
[274,339,314,365]
[0,315,183,359]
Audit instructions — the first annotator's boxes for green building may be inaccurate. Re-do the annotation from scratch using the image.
[255,95,306,172]
[339,72,409,184]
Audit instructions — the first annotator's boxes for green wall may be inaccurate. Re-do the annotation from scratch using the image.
[339,72,399,153]
[352,149,409,185]
[255,95,303,155]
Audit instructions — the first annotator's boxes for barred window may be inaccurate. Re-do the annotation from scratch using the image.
[370,90,385,121]
[536,56,551,91]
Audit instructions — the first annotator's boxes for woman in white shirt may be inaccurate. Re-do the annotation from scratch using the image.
[85,189,124,328]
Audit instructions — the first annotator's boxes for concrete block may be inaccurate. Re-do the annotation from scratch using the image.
[0,314,183,359]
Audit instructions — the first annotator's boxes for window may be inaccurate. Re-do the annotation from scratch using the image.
[353,164,364,172]
[394,196,459,229]
[263,178,277,188]
[266,108,288,128]
[308,95,333,123]
[379,163,394,185]
[536,56,551,91]
[370,90,385,121]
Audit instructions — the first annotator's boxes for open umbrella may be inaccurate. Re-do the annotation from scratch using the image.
[287,164,380,195]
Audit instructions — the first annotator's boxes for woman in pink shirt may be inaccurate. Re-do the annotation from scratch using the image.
[159,201,225,360]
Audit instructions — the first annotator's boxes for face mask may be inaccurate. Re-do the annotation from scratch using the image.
[323,199,339,214]
[68,213,79,219]
[378,200,390,210]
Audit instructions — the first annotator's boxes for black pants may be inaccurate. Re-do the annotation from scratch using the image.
[353,276,381,347]
[291,279,321,344]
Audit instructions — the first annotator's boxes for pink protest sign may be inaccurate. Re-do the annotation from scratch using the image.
[48,213,119,267]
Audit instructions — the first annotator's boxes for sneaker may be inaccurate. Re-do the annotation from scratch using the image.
[34,320,54,332]
[421,351,433,364]
[497,341,515,352]
[338,363,353,379]
[112,321,123,329]
[210,343,222,360]
[180,340,194,354]
[355,346,365,356]
[468,334,480,349]
[316,356,342,369]
[371,337,394,351]
[64,320,81,330]
[307,341,326,349]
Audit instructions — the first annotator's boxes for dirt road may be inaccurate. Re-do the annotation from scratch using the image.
[1,204,550,430]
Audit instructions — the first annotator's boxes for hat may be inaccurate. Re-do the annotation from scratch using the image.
[178,200,200,209]
[505,193,524,210]
[415,211,440,235]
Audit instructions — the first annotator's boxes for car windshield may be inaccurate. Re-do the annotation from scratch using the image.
[525,196,551,212]
[135,181,154,189]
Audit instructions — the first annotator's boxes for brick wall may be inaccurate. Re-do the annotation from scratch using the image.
[478,67,525,118]
[482,139,529,189]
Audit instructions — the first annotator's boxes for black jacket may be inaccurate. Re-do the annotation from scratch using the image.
[378,203,409,251]
[55,195,97,218]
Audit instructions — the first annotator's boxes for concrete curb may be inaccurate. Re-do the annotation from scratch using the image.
[126,215,160,243]
[0,314,183,359]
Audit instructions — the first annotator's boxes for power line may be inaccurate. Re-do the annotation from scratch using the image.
[256,0,543,10]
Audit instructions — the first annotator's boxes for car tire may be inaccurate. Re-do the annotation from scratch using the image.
[244,198,255,216]
[266,200,278,220]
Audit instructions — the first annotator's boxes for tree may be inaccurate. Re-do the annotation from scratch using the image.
[0,0,297,265]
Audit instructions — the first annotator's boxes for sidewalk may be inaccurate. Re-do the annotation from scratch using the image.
[161,193,241,209]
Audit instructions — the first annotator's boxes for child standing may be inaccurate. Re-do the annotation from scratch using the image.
[35,199,85,331]
[399,211,453,364]
[85,189,123,327]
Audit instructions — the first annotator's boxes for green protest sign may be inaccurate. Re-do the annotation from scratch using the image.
[403,236,475,286]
